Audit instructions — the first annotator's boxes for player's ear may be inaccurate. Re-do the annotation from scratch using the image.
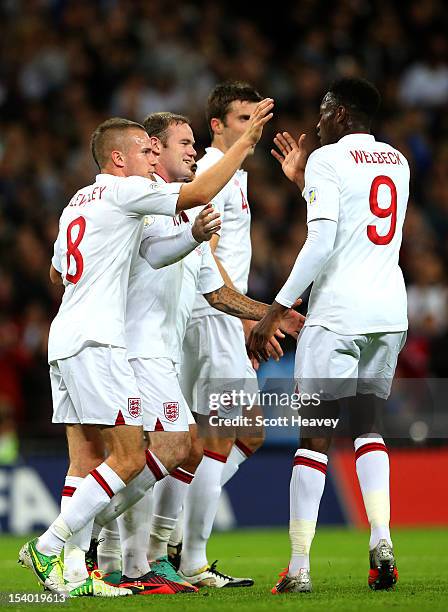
[210,118,223,136]
[149,136,161,154]
[335,105,346,125]
[111,149,125,168]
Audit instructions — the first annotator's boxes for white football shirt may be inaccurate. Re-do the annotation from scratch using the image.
[125,173,191,361]
[191,147,251,317]
[48,173,181,362]
[299,133,409,334]
[126,175,223,363]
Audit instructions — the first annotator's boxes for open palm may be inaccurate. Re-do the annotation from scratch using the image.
[271,132,309,186]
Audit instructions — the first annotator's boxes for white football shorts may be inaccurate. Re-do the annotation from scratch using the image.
[181,314,259,415]
[130,357,193,431]
[295,325,407,400]
[51,345,143,426]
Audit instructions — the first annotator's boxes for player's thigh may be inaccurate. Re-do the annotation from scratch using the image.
[130,357,190,433]
[65,423,105,476]
[58,345,143,427]
[295,326,361,400]
[182,315,248,416]
[358,331,407,399]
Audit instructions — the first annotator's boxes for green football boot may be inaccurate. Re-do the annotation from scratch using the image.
[18,537,67,595]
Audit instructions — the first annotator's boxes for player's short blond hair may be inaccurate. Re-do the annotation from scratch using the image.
[90,117,146,169]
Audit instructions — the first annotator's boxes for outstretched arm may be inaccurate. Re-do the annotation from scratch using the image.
[203,285,305,361]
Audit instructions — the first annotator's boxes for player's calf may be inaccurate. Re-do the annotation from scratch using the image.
[148,430,191,473]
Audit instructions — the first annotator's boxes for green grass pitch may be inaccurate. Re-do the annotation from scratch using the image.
[1,527,447,611]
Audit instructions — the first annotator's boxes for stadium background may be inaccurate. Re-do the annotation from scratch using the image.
[1,0,448,533]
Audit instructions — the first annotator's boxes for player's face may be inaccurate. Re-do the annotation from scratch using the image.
[316,93,340,146]
[221,100,258,154]
[160,123,197,182]
[123,129,160,178]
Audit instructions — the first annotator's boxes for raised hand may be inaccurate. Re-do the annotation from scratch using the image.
[242,98,274,147]
[271,132,309,190]
[191,204,221,242]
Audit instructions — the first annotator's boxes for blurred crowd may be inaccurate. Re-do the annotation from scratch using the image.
[1,0,448,442]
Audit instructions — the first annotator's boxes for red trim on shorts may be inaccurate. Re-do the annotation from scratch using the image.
[61,486,76,497]
[146,449,165,481]
[90,469,114,498]
[355,442,388,461]
[115,410,125,426]
[154,418,165,431]
[180,211,189,222]
[171,467,194,484]
[203,449,227,463]
[235,439,253,458]
[293,456,327,475]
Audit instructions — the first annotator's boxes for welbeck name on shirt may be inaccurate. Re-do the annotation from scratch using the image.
[350,150,403,165]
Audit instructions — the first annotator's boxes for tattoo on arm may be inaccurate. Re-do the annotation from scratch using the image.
[204,285,268,320]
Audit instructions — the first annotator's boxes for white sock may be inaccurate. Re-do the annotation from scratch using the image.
[61,476,91,585]
[181,450,227,574]
[118,493,151,578]
[96,450,167,526]
[221,440,252,487]
[97,519,121,574]
[38,463,125,556]
[149,467,194,560]
[169,506,184,547]
[289,449,328,575]
[355,436,392,549]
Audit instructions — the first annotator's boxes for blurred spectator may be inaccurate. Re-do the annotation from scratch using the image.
[399,33,448,108]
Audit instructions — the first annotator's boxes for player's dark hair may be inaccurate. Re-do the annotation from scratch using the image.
[90,117,146,170]
[328,77,381,123]
[143,112,191,146]
[206,81,262,138]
